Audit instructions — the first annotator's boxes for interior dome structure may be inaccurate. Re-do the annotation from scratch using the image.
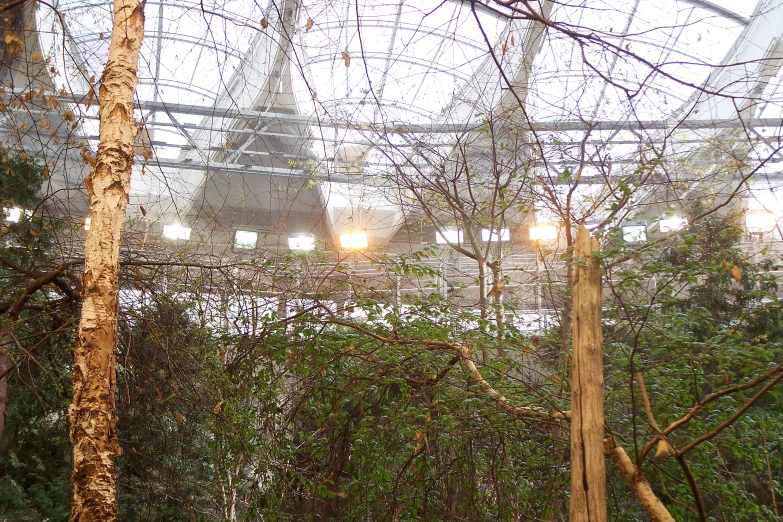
[8,0,777,254]
[3,1,783,520]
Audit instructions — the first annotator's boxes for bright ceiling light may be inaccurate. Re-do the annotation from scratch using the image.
[234,229,259,250]
[481,228,510,242]
[529,225,557,241]
[435,228,463,244]
[340,232,368,250]
[288,234,315,251]
[745,210,776,234]
[84,217,91,231]
[162,224,191,241]
[659,217,687,233]
[4,207,22,223]
[622,225,647,243]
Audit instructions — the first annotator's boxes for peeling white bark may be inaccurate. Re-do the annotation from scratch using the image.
[68,2,145,521]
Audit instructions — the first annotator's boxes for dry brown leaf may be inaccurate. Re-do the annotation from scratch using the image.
[341,50,351,67]
[721,259,729,269]
[213,399,224,414]
[30,228,41,237]
[140,205,147,217]
[175,412,184,423]
[261,17,268,29]
[531,336,540,348]
[511,34,516,46]
[487,282,505,298]
[63,110,75,122]
[502,42,508,54]
[306,17,314,31]
[730,265,742,281]
[225,140,232,149]
[4,32,22,54]
[311,91,317,100]
[99,33,104,40]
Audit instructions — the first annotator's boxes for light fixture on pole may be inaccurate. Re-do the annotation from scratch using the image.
[162,223,191,241]
[233,229,259,250]
[4,207,22,223]
[529,225,557,241]
[288,233,316,251]
[435,227,463,244]
[659,217,687,233]
[481,228,510,242]
[340,231,368,250]
[621,224,647,243]
[745,210,776,234]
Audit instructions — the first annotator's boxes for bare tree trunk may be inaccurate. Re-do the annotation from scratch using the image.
[68,2,144,521]
[0,325,11,443]
[560,216,575,352]
[490,261,505,341]
[570,225,606,522]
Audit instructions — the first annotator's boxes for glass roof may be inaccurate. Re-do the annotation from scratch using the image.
[32,0,776,201]
[527,0,744,123]
[44,0,265,160]
[291,0,510,125]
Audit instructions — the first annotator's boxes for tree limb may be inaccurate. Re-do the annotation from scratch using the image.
[605,437,676,522]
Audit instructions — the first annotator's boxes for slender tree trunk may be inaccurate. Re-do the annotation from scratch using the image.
[570,225,606,522]
[68,2,144,521]
[0,325,12,443]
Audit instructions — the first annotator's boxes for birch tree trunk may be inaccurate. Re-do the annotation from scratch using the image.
[570,225,607,522]
[68,2,144,520]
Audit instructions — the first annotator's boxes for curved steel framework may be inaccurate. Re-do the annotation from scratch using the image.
[0,0,780,251]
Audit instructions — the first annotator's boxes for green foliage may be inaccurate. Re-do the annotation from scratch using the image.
[0,148,45,210]
[602,208,783,520]
[0,148,73,522]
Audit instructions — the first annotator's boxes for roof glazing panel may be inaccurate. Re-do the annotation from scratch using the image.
[292,0,510,125]
[527,0,743,122]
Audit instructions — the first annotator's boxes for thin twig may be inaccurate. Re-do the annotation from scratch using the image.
[678,369,783,456]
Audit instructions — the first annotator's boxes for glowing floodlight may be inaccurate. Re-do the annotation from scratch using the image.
[659,217,687,233]
[435,228,463,244]
[288,234,315,251]
[4,207,22,223]
[233,229,259,250]
[529,225,557,241]
[162,223,191,241]
[481,228,510,242]
[340,232,368,250]
[622,225,647,243]
[84,217,91,231]
[745,210,776,234]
